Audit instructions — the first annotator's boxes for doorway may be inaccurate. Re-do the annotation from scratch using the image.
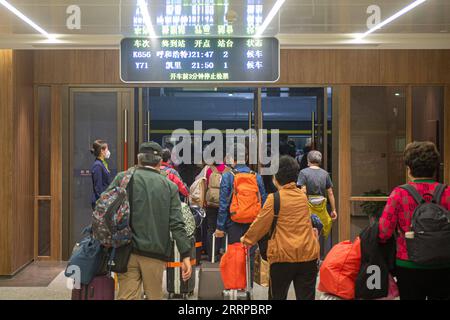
[67,88,134,252]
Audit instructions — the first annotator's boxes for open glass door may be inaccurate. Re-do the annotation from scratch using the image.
[260,87,330,169]
[260,87,332,255]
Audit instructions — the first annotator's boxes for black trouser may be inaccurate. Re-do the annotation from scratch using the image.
[205,207,223,261]
[396,266,450,300]
[269,260,318,300]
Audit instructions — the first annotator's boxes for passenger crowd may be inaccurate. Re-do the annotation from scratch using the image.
[80,138,450,301]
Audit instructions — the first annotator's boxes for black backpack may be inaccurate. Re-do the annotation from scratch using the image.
[400,183,450,266]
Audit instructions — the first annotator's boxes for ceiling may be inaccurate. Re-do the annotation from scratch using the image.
[0,0,449,49]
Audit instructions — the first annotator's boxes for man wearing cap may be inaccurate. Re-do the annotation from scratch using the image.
[108,141,193,300]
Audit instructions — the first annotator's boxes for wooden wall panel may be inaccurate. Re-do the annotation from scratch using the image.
[50,85,62,260]
[334,50,380,84]
[34,50,71,84]
[380,50,411,84]
[104,50,120,84]
[285,49,336,84]
[71,50,106,84]
[336,86,351,241]
[12,50,35,271]
[0,50,14,275]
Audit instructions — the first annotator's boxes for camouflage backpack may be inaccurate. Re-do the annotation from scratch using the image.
[180,202,196,238]
[92,167,136,248]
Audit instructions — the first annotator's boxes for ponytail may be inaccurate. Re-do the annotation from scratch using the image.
[92,140,107,158]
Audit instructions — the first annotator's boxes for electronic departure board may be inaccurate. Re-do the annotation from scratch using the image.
[120,37,279,83]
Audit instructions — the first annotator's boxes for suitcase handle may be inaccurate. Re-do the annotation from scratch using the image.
[245,245,252,293]
[211,233,228,264]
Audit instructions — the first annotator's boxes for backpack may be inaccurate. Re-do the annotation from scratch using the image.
[229,169,262,224]
[180,202,196,238]
[92,167,135,248]
[205,166,229,208]
[400,183,450,265]
[189,175,206,207]
[308,196,332,238]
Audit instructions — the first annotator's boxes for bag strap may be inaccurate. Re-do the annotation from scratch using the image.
[400,184,425,205]
[432,184,447,204]
[210,165,219,174]
[119,167,136,189]
[269,191,280,239]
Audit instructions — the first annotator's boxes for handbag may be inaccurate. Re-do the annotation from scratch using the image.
[254,250,270,287]
[65,235,106,285]
[108,243,133,274]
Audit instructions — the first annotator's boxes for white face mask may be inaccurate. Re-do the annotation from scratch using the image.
[104,150,111,159]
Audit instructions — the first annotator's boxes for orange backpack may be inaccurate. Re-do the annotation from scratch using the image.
[220,243,247,290]
[229,170,262,224]
[318,237,361,300]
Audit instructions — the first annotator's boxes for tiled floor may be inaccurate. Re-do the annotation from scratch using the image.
[0,262,311,300]
[0,261,67,287]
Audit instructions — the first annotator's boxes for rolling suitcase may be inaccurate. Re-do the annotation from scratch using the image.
[222,245,253,300]
[166,237,196,300]
[71,274,115,300]
[198,234,227,300]
[189,205,206,263]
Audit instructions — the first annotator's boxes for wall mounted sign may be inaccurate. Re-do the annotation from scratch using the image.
[120,37,280,83]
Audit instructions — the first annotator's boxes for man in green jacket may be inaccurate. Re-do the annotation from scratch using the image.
[111,142,192,300]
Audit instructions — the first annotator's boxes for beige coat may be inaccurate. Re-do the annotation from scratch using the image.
[242,182,320,264]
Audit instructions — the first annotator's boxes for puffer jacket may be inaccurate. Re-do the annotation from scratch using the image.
[242,182,320,264]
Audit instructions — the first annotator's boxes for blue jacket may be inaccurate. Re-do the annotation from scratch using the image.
[217,165,267,231]
[91,159,112,206]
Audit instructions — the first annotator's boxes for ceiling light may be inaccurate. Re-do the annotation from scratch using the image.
[138,0,157,38]
[0,0,55,40]
[254,0,285,38]
[395,93,401,96]
[355,0,427,40]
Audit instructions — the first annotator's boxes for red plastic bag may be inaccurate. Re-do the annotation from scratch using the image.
[220,243,247,290]
[318,237,361,300]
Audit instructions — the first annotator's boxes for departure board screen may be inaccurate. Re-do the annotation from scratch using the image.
[120,37,279,83]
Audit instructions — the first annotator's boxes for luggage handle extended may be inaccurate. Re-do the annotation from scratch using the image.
[211,233,228,264]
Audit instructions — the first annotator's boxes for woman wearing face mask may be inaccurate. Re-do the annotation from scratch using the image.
[91,140,112,209]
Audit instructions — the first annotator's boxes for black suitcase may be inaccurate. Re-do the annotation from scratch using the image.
[166,237,196,299]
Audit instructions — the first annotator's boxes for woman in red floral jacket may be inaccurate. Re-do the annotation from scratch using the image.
[378,141,450,300]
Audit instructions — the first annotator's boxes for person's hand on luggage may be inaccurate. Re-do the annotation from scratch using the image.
[330,210,338,221]
[214,229,225,238]
[240,236,245,244]
[181,257,192,282]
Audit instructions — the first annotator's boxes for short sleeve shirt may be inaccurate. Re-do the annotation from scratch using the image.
[297,167,333,197]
